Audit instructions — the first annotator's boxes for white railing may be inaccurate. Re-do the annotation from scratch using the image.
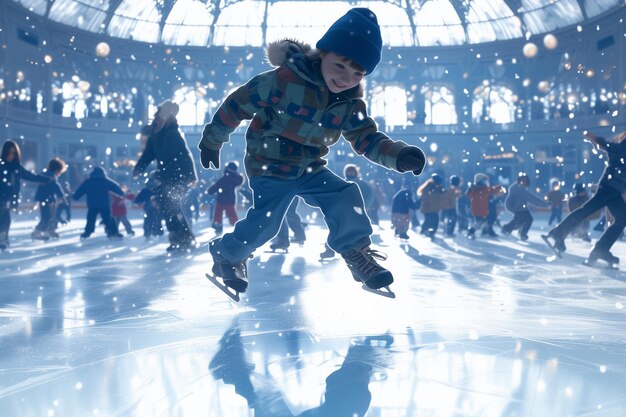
[2,104,624,136]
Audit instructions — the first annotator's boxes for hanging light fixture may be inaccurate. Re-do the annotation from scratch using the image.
[523,42,538,58]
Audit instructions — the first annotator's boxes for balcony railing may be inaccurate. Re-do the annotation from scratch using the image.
[2,103,624,137]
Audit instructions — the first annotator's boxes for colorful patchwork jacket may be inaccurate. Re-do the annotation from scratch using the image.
[200,39,413,179]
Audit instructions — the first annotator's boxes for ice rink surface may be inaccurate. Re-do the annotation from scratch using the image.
[1,210,625,416]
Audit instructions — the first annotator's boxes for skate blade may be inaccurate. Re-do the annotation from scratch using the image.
[318,257,337,262]
[361,284,396,299]
[206,273,240,302]
[541,235,562,258]
[266,249,288,254]
[583,259,619,270]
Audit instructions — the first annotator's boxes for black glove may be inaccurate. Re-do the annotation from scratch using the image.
[199,143,220,170]
[397,146,425,175]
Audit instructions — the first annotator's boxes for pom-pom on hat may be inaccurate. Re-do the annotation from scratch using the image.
[316,8,382,75]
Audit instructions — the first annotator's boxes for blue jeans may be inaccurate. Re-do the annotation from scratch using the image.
[214,168,372,263]
[548,206,562,225]
[274,197,306,244]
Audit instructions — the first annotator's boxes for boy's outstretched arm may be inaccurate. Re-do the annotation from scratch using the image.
[199,71,279,170]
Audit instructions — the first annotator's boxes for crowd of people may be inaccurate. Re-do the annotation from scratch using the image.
[1,126,623,265]
[0,123,624,264]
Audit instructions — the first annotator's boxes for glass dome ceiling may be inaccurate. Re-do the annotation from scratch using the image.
[12,0,623,47]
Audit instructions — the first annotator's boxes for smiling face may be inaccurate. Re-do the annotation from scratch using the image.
[320,52,365,93]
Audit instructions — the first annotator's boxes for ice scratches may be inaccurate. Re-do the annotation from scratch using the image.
[0,337,216,400]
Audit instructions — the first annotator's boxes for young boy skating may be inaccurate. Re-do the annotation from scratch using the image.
[198,8,425,300]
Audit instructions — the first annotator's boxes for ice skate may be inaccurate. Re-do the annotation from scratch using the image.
[584,248,619,269]
[207,242,250,302]
[107,233,124,240]
[290,236,306,246]
[395,232,410,241]
[319,244,336,261]
[268,240,289,253]
[341,246,396,298]
[541,233,565,258]
[31,230,50,241]
[166,239,198,255]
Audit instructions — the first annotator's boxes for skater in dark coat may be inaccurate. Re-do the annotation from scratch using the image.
[55,180,72,225]
[206,161,244,235]
[32,158,68,240]
[0,140,49,250]
[134,172,164,239]
[545,180,565,226]
[391,184,419,239]
[133,101,198,252]
[501,174,547,241]
[73,166,124,239]
[198,9,425,298]
[544,131,626,265]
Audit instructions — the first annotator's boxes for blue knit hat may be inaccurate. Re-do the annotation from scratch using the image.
[316,8,382,75]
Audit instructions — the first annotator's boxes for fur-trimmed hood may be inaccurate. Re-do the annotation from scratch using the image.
[265,38,364,99]
[266,38,316,67]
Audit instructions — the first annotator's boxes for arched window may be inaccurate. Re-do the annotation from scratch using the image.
[370,85,408,128]
[472,82,516,124]
[147,94,158,121]
[172,85,209,126]
[54,76,91,120]
[421,84,457,125]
